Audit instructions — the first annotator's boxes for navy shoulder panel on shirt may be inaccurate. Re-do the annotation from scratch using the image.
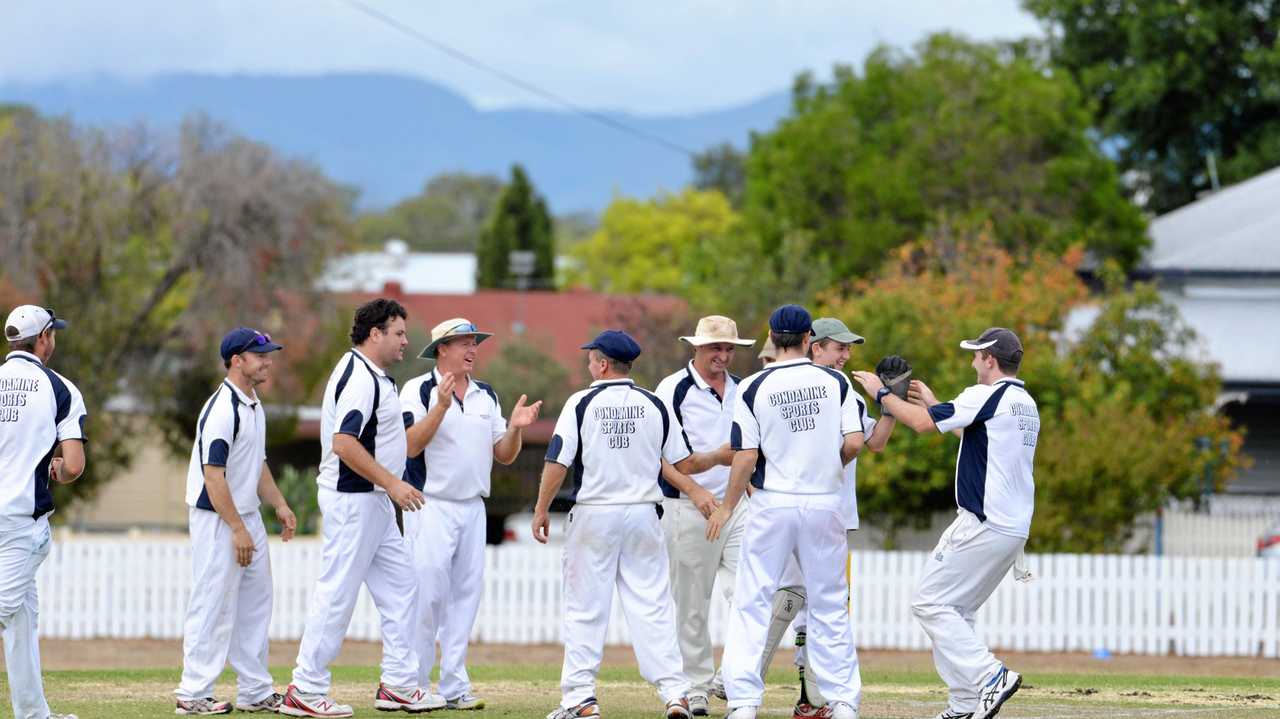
[633,386,671,445]
[474,380,499,407]
[670,373,697,427]
[815,364,850,404]
[36,365,72,425]
[333,353,357,402]
[739,367,779,414]
[418,374,439,412]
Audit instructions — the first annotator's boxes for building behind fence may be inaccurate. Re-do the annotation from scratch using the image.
[38,538,1280,658]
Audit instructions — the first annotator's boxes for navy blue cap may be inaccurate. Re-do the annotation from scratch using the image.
[769,304,813,334]
[580,329,642,363]
[220,327,284,362]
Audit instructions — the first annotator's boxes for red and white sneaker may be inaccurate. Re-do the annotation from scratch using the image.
[793,702,823,718]
[279,685,354,718]
[665,697,691,719]
[175,697,232,715]
[374,684,446,713]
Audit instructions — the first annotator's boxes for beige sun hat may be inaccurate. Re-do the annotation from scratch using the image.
[679,315,756,347]
[418,318,493,359]
[757,335,777,361]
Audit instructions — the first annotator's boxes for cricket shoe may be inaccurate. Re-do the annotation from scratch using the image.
[237,692,285,712]
[687,694,710,717]
[827,702,858,719]
[50,714,80,719]
[445,693,485,710]
[707,674,726,701]
[972,667,1021,719]
[927,711,973,719]
[724,708,757,719]
[546,697,602,719]
[176,697,233,715]
[375,684,446,713]
[793,702,822,718]
[665,697,692,719]
[279,686,353,718]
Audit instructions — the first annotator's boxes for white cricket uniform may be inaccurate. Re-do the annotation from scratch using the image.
[400,369,507,699]
[176,380,275,705]
[546,378,693,709]
[0,351,86,719]
[653,363,747,696]
[721,358,863,710]
[914,378,1038,715]
[292,349,419,695]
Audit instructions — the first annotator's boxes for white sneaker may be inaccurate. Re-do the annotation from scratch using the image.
[375,684,447,712]
[973,667,1021,719]
[687,694,710,716]
[280,686,354,718]
[175,697,232,715]
[50,713,81,719]
[829,702,858,719]
[236,692,285,713]
[724,708,757,719]
[708,673,726,701]
[445,692,486,710]
[930,710,974,719]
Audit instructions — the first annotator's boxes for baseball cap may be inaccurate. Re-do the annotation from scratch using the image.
[959,327,1023,363]
[220,327,284,362]
[769,304,812,334]
[811,317,864,345]
[4,305,67,342]
[581,330,642,363]
[419,317,493,359]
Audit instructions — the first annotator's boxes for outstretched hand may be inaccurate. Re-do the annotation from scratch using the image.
[509,394,543,429]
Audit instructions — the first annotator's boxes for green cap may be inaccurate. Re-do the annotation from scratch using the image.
[811,317,864,345]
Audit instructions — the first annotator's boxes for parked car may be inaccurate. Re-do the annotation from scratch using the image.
[1258,522,1280,558]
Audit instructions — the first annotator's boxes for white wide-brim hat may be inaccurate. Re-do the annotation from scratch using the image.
[679,315,755,347]
[419,317,493,359]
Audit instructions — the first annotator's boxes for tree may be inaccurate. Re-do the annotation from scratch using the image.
[692,142,747,207]
[476,165,554,289]
[356,172,504,252]
[1024,0,1280,213]
[744,33,1148,279]
[0,108,351,510]
[820,229,1242,552]
[481,339,574,419]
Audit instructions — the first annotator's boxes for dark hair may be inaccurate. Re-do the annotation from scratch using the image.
[770,330,808,351]
[350,299,408,345]
[589,349,632,375]
[7,338,37,353]
[981,349,1021,375]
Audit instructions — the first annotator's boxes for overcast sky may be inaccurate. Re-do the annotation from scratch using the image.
[1,0,1042,115]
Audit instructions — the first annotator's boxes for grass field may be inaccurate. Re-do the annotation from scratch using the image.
[7,661,1279,719]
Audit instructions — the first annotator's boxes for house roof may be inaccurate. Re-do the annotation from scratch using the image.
[1145,165,1280,275]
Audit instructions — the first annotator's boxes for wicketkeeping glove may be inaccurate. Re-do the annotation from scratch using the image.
[875,355,912,401]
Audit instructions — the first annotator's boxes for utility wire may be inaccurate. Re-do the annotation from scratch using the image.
[335,0,696,157]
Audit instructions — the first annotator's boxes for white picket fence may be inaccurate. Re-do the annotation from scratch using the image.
[35,538,1280,657]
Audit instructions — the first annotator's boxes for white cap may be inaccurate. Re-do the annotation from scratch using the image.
[4,305,67,342]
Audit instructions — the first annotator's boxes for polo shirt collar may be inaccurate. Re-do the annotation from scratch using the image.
[351,348,387,377]
[590,378,635,387]
[994,377,1025,387]
[5,351,42,366]
[223,379,260,407]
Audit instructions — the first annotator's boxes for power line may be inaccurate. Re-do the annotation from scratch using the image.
[335,0,696,157]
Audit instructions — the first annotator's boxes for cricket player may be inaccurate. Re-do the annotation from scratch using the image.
[0,306,85,719]
[283,299,439,717]
[401,318,542,710]
[757,337,777,368]
[176,328,297,715]
[532,330,734,719]
[653,315,755,716]
[759,318,902,717]
[852,327,1036,719]
[708,305,863,719]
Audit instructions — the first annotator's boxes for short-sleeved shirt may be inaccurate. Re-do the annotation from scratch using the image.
[927,378,1038,538]
[546,378,691,506]
[731,358,863,496]
[400,369,507,500]
[185,380,267,515]
[840,395,878,530]
[654,362,739,500]
[317,349,407,493]
[0,351,87,524]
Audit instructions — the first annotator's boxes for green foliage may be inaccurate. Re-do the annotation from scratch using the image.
[0,109,351,511]
[355,172,503,252]
[822,230,1242,552]
[743,33,1148,279]
[481,339,574,420]
[692,142,748,207]
[1024,0,1280,213]
[262,465,322,535]
[476,165,555,289]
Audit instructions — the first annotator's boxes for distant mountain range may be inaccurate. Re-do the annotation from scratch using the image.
[0,73,791,212]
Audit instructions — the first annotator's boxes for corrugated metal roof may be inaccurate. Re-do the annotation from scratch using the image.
[1146,165,1280,273]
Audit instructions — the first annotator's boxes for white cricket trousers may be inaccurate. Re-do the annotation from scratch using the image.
[177,509,274,704]
[559,503,691,709]
[722,490,860,709]
[912,510,1024,714]
[661,496,746,695]
[292,488,419,694]
[0,516,52,719]
[405,496,486,699]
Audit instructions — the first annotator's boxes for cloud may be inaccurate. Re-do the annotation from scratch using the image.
[0,0,1041,114]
